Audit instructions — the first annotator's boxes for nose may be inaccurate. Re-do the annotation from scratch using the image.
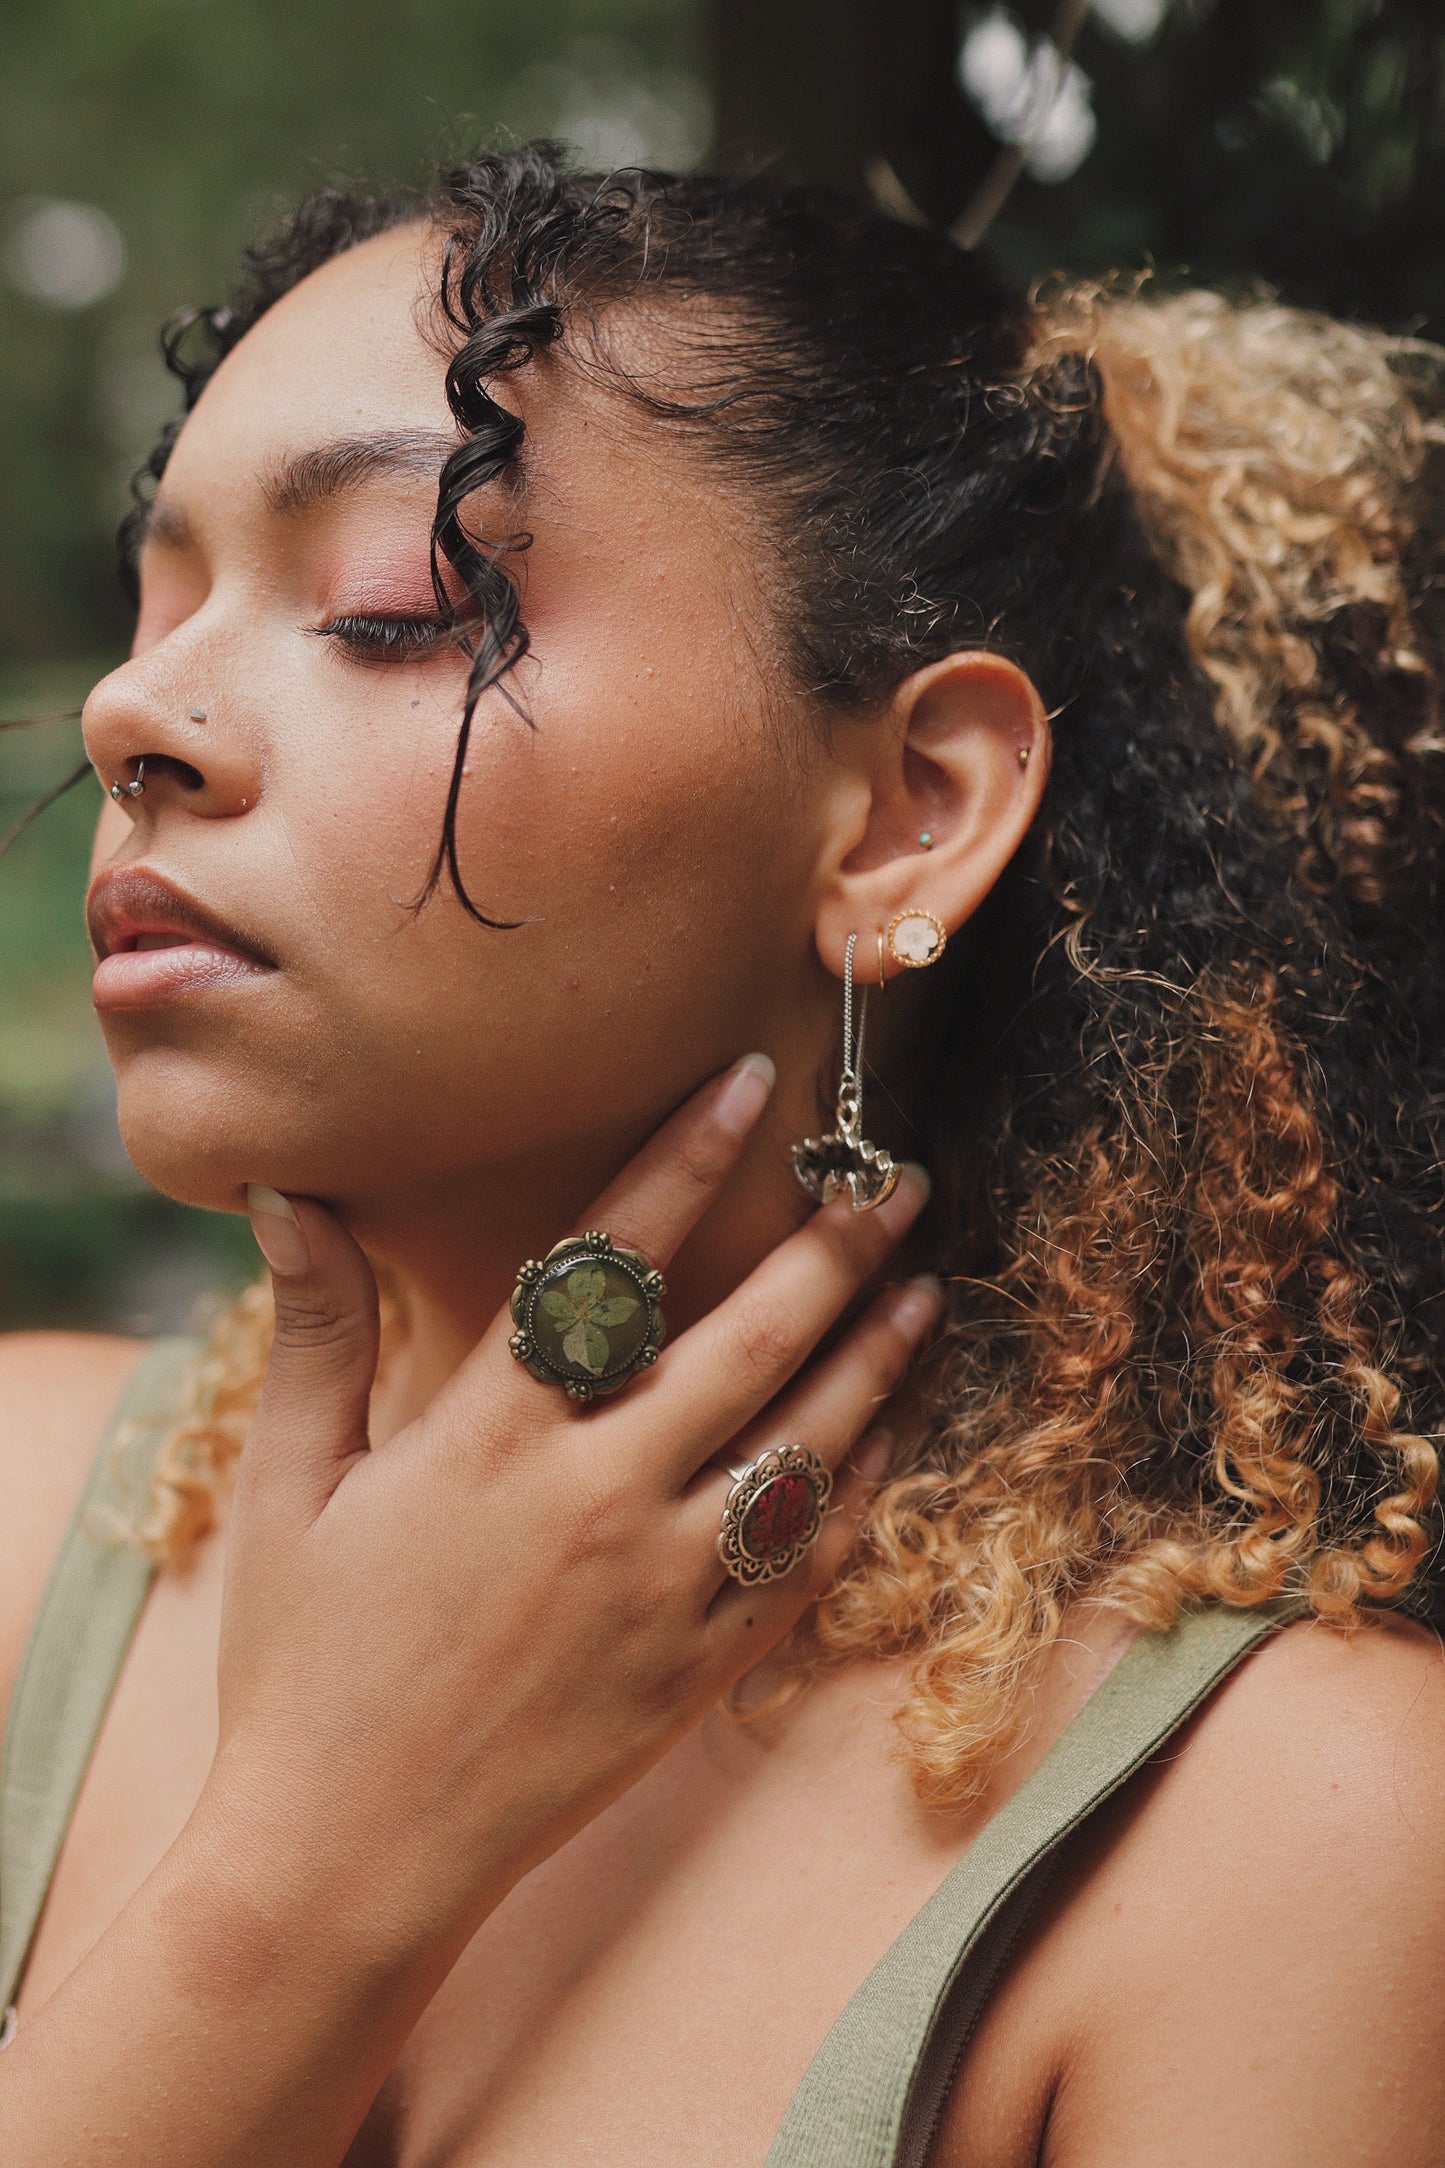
[83,658,261,820]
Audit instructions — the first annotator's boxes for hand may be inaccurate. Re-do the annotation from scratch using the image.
[216,1055,938,1960]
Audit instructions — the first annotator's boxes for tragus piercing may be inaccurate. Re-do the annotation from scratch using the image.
[109,758,146,803]
[791,932,901,1212]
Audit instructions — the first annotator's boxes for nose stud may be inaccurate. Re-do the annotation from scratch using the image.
[188,709,207,723]
[109,758,147,803]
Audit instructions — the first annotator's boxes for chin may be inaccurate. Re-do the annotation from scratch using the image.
[110,1049,309,1215]
[116,1112,259,1216]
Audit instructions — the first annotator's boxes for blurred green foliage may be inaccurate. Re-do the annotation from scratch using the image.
[1,0,1440,1330]
[981,0,1445,338]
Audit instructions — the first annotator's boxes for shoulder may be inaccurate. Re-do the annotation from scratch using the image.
[1154,1611,1445,1892]
[0,1332,145,1729]
[945,1611,1445,2166]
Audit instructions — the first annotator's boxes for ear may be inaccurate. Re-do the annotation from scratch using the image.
[815,651,1048,985]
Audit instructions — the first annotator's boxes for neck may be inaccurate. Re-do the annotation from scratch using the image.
[355,1091,813,1444]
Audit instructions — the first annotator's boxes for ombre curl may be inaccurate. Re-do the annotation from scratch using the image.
[807,972,1437,1806]
[122,153,1445,1804]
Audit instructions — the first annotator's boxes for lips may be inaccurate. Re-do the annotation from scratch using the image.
[88,867,276,1011]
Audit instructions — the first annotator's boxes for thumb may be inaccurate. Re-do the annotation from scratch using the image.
[243,1184,380,1521]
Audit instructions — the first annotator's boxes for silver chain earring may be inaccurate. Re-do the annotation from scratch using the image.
[792,933,901,1212]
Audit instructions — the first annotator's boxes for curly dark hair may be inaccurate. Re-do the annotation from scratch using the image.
[122,145,1445,1801]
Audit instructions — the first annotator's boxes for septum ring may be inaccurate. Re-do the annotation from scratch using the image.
[109,758,147,803]
[717,1444,832,1585]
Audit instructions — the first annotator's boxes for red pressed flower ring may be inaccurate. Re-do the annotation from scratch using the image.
[717,1444,833,1585]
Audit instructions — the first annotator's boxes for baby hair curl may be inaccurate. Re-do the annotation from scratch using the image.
[124,152,1445,1804]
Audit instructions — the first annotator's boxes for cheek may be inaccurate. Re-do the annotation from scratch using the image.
[457,645,798,933]
[417,652,809,1112]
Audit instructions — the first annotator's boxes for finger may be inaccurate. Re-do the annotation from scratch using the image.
[654,1163,932,1465]
[704,1424,894,1649]
[674,1276,942,1525]
[575,1051,776,1269]
[238,1186,380,1524]
[420,1052,776,1447]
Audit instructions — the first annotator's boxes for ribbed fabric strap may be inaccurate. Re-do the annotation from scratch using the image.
[766,1601,1298,2168]
[0,1336,198,2015]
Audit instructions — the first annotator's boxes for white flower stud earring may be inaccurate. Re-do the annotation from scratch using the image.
[885,909,947,970]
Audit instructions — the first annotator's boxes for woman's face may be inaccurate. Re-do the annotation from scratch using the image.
[83,227,835,1253]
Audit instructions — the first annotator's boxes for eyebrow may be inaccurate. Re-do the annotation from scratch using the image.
[137,423,514,558]
[260,428,463,515]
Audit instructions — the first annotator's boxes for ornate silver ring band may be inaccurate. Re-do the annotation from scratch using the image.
[717,1444,832,1586]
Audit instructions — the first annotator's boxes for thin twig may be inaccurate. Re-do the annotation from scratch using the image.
[0,708,82,732]
[0,758,94,860]
[949,0,1093,249]
[862,156,930,227]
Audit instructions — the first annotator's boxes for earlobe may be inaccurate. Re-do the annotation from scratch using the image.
[815,649,1048,984]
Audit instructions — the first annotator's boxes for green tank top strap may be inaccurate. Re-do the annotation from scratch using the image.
[0,1335,200,2018]
[766,1599,1302,2168]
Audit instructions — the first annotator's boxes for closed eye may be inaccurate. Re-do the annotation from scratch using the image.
[313,612,457,663]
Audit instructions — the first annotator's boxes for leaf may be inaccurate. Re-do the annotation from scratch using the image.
[583,1322,611,1372]
[540,1289,575,1323]
[563,1319,611,1373]
[562,1321,596,1371]
[592,1295,639,1327]
[566,1264,606,1306]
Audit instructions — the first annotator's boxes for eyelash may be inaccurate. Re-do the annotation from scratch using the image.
[315,612,454,662]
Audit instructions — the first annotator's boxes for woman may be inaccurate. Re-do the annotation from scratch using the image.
[2,146,1444,2163]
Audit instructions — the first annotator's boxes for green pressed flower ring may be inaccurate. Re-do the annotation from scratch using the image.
[509,1231,667,1402]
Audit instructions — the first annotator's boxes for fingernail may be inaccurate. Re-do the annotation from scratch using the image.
[714,1051,776,1137]
[878,1161,932,1229]
[890,1274,944,1343]
[246,1183,310,1277]
[852,1427,894,1482]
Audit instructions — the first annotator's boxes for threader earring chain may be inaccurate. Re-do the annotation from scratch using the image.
[791,931,900,1212]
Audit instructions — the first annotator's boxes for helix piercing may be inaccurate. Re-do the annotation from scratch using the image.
[109,758,146,803]
[1017,745,1031,768]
